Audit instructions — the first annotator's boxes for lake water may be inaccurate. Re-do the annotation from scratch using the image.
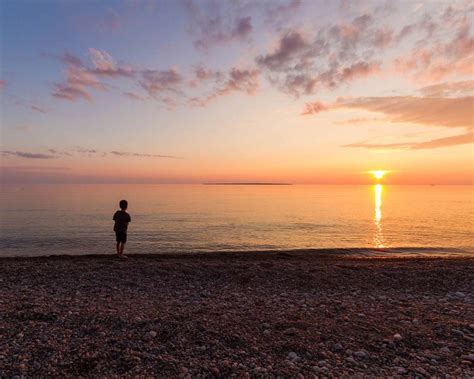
[0,184,473,257]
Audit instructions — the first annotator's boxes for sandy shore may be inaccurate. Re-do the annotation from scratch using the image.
[1,251,473,377]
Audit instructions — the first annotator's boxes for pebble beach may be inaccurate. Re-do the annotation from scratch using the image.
[1,251,473,377]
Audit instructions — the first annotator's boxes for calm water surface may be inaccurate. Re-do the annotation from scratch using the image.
[0,184,472,257]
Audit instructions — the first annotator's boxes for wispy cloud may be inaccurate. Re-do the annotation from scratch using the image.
[333,96,474,129]
[1,165,70,171]
[88,48,135,77]
[189,67,259,106]
[139,68,183,97]
[0,79,5,90]
[185,0,253,50]
[110,151,182,159]
[123,91,146,101]
[72,147,99,154]
[263,0,302,30]
[342,141,413,150]
[335,117,386,125]
[52,55,106,102]
[12,97,49,114]
[1,151,55,159]
[301,101,328,115]
[255,18,383,97]
[393,6,474,82]
[303,94,474,129]
[411,132,473,150]
[418,80,474,97]
[30,105,48,114]
[303,79,474,150]
[343,132,473,150]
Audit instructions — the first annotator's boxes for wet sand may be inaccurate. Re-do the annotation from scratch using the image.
[1,251,473,377]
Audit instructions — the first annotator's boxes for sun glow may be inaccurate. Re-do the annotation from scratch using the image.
[370,170,387,180]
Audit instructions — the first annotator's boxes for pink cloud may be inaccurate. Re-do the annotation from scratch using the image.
[301,101,328,115]
[342,132,473,150]
[263,0,302,30]
[185,1,253,50]
[52,84,93,102]
[419,80,474,97]
[30,105,48,114]
[189,67,259,107]
[340,61,380,82]
[303,88,474,149]
[52,63,106,102]
[256,30,311,72]
[188,66,222,88]
[412,132,473,149]
[372,29,393,48]
[88,48,135,77]
[0,79,5,90]
[139,68,183,97]
[393,10,474,82]
[123,91,146,101]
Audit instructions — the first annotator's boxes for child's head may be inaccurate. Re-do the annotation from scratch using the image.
[119,199,128,210]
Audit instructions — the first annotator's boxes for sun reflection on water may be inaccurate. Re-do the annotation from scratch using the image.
[373,184,385,248]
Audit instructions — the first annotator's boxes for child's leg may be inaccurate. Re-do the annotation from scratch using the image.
[119,242,126,255]
[116,241,120,255]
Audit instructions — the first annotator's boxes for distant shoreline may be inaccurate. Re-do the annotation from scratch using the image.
[203,182,292,185]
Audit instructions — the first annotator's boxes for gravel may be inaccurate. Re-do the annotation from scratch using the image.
[0,252,472,377]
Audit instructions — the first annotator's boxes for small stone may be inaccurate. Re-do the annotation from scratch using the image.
[179,367,189,375]
[346,357,357,364]
[461,354,474,362]
[454,291,465,298]
[439,347,451,355]
[263,329,271,335]
[353,351,368,359]
[262,322,270,329]
[334,343,343,352]
[210,367,220,376]
[318,360,327,367]
[394,367,407,374]
[463,334,474,342]
[287,352,300,361]
[393,333,402,341]
[415,367,429,377]
[144,330,157,340]
[283,327,298,336]
[469,324,474,329]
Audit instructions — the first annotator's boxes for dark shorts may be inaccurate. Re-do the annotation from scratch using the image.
[115,231,127,243]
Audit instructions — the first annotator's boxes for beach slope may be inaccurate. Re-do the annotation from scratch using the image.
[1,251,473,377]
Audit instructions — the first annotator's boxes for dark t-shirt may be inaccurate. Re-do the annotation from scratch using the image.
[113,210,131,233]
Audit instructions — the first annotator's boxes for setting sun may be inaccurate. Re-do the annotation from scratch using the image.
[370,170,387,180]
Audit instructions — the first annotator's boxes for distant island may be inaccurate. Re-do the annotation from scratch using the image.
[203,183,292,186]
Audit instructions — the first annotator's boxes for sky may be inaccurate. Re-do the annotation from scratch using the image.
[0,0,473,184]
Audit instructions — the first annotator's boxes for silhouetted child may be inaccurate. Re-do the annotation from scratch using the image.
[113,200,131,259]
